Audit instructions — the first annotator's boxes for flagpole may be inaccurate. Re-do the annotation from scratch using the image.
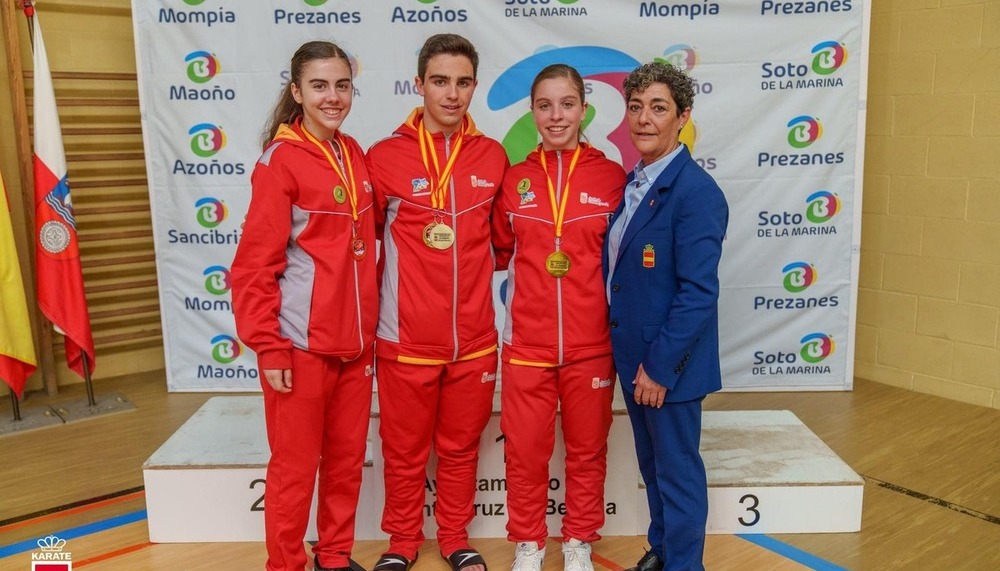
[82,351,95,407]
[8,387,22,421]
[2,0,58,396]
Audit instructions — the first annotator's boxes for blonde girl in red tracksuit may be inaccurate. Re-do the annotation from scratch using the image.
[231,41,377,571]
[364,34,507,571]
[492,64,625,571]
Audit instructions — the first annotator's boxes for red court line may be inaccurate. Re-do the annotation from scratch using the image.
[0,491,146,534]
[74,541,153,567]
[592,551,625,571]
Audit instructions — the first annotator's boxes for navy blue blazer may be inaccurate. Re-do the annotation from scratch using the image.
[603,146,729,403]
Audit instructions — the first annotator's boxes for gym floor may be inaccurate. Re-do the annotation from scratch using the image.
[0,373,997,570]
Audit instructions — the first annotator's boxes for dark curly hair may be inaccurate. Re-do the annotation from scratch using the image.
[622,61,695,117]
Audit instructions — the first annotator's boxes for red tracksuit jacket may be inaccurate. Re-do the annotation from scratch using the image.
[232,121,378,370]
[493,144,625,366]
[366,108,509,364]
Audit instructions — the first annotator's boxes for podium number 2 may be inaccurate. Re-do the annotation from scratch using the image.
[250,479,266,512]
[738,493,760,526]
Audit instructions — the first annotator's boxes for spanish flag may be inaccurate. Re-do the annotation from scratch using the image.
[0,172,38,397]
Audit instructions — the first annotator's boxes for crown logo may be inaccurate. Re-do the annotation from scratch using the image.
[37,535,66,551]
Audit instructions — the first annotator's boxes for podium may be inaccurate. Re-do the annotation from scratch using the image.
[143,397,862,542]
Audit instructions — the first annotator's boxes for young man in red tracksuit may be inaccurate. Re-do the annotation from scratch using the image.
[232,42,377,571]
[365,34,508,571]
[492,64,625,571]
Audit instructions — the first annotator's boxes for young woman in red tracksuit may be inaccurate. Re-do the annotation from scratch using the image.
[231,41,377,571]
[492,64,625,571]
[365,34,507,571]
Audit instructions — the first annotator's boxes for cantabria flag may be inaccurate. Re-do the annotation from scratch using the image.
[31,11,95,379]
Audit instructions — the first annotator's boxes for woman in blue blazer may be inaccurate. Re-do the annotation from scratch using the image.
[603,62,729,571]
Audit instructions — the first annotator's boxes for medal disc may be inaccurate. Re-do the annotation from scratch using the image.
[517,178,531,194]
[545,250,571,278]
[333,185,347,204]
[351,237,366,260]
[428,222,456,250]
[422,223,437,248]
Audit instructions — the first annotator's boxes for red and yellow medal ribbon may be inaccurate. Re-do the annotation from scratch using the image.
[417,113,466,212]
[538,144,582,245]
[300,125,359,224]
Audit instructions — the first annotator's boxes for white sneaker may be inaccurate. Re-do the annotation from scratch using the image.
[512,542,545,571]
[562,539,593,571]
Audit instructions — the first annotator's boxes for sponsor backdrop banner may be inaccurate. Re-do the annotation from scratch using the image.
[132,0,868,392]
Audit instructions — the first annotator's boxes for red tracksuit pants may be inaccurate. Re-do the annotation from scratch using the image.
[262,347,374,571]
[376,353,498,559]
[500,355,615,545]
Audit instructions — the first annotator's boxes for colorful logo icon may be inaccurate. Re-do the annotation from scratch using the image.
[195,197,228,228]
[185,51,220,84]
[203,265,231,295]
[417,0,437,3]
[211,334,242,364]
[806,190,841,223]
[656,44,698,72]
[188,123,226,158]
[347,51,362,78]
[183,0,206,5]
[800,333,835,364]
[786,115,822,149]
[811,41,848,76]
[488,46,640,164]
[304,0,328,5]
[782,262,816,293]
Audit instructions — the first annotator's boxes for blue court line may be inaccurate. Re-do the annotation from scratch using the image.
[0,510,147,559]
[738,534,850,571]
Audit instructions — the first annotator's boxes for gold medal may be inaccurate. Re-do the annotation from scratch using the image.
[538,147,582,280]
[423,222,456,250]
[352,237,366,260]
[333,185,347,204]
[545,250,571,278]
[422,223,436,247]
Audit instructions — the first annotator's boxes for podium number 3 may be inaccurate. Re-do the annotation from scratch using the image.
[738,493,760,526]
